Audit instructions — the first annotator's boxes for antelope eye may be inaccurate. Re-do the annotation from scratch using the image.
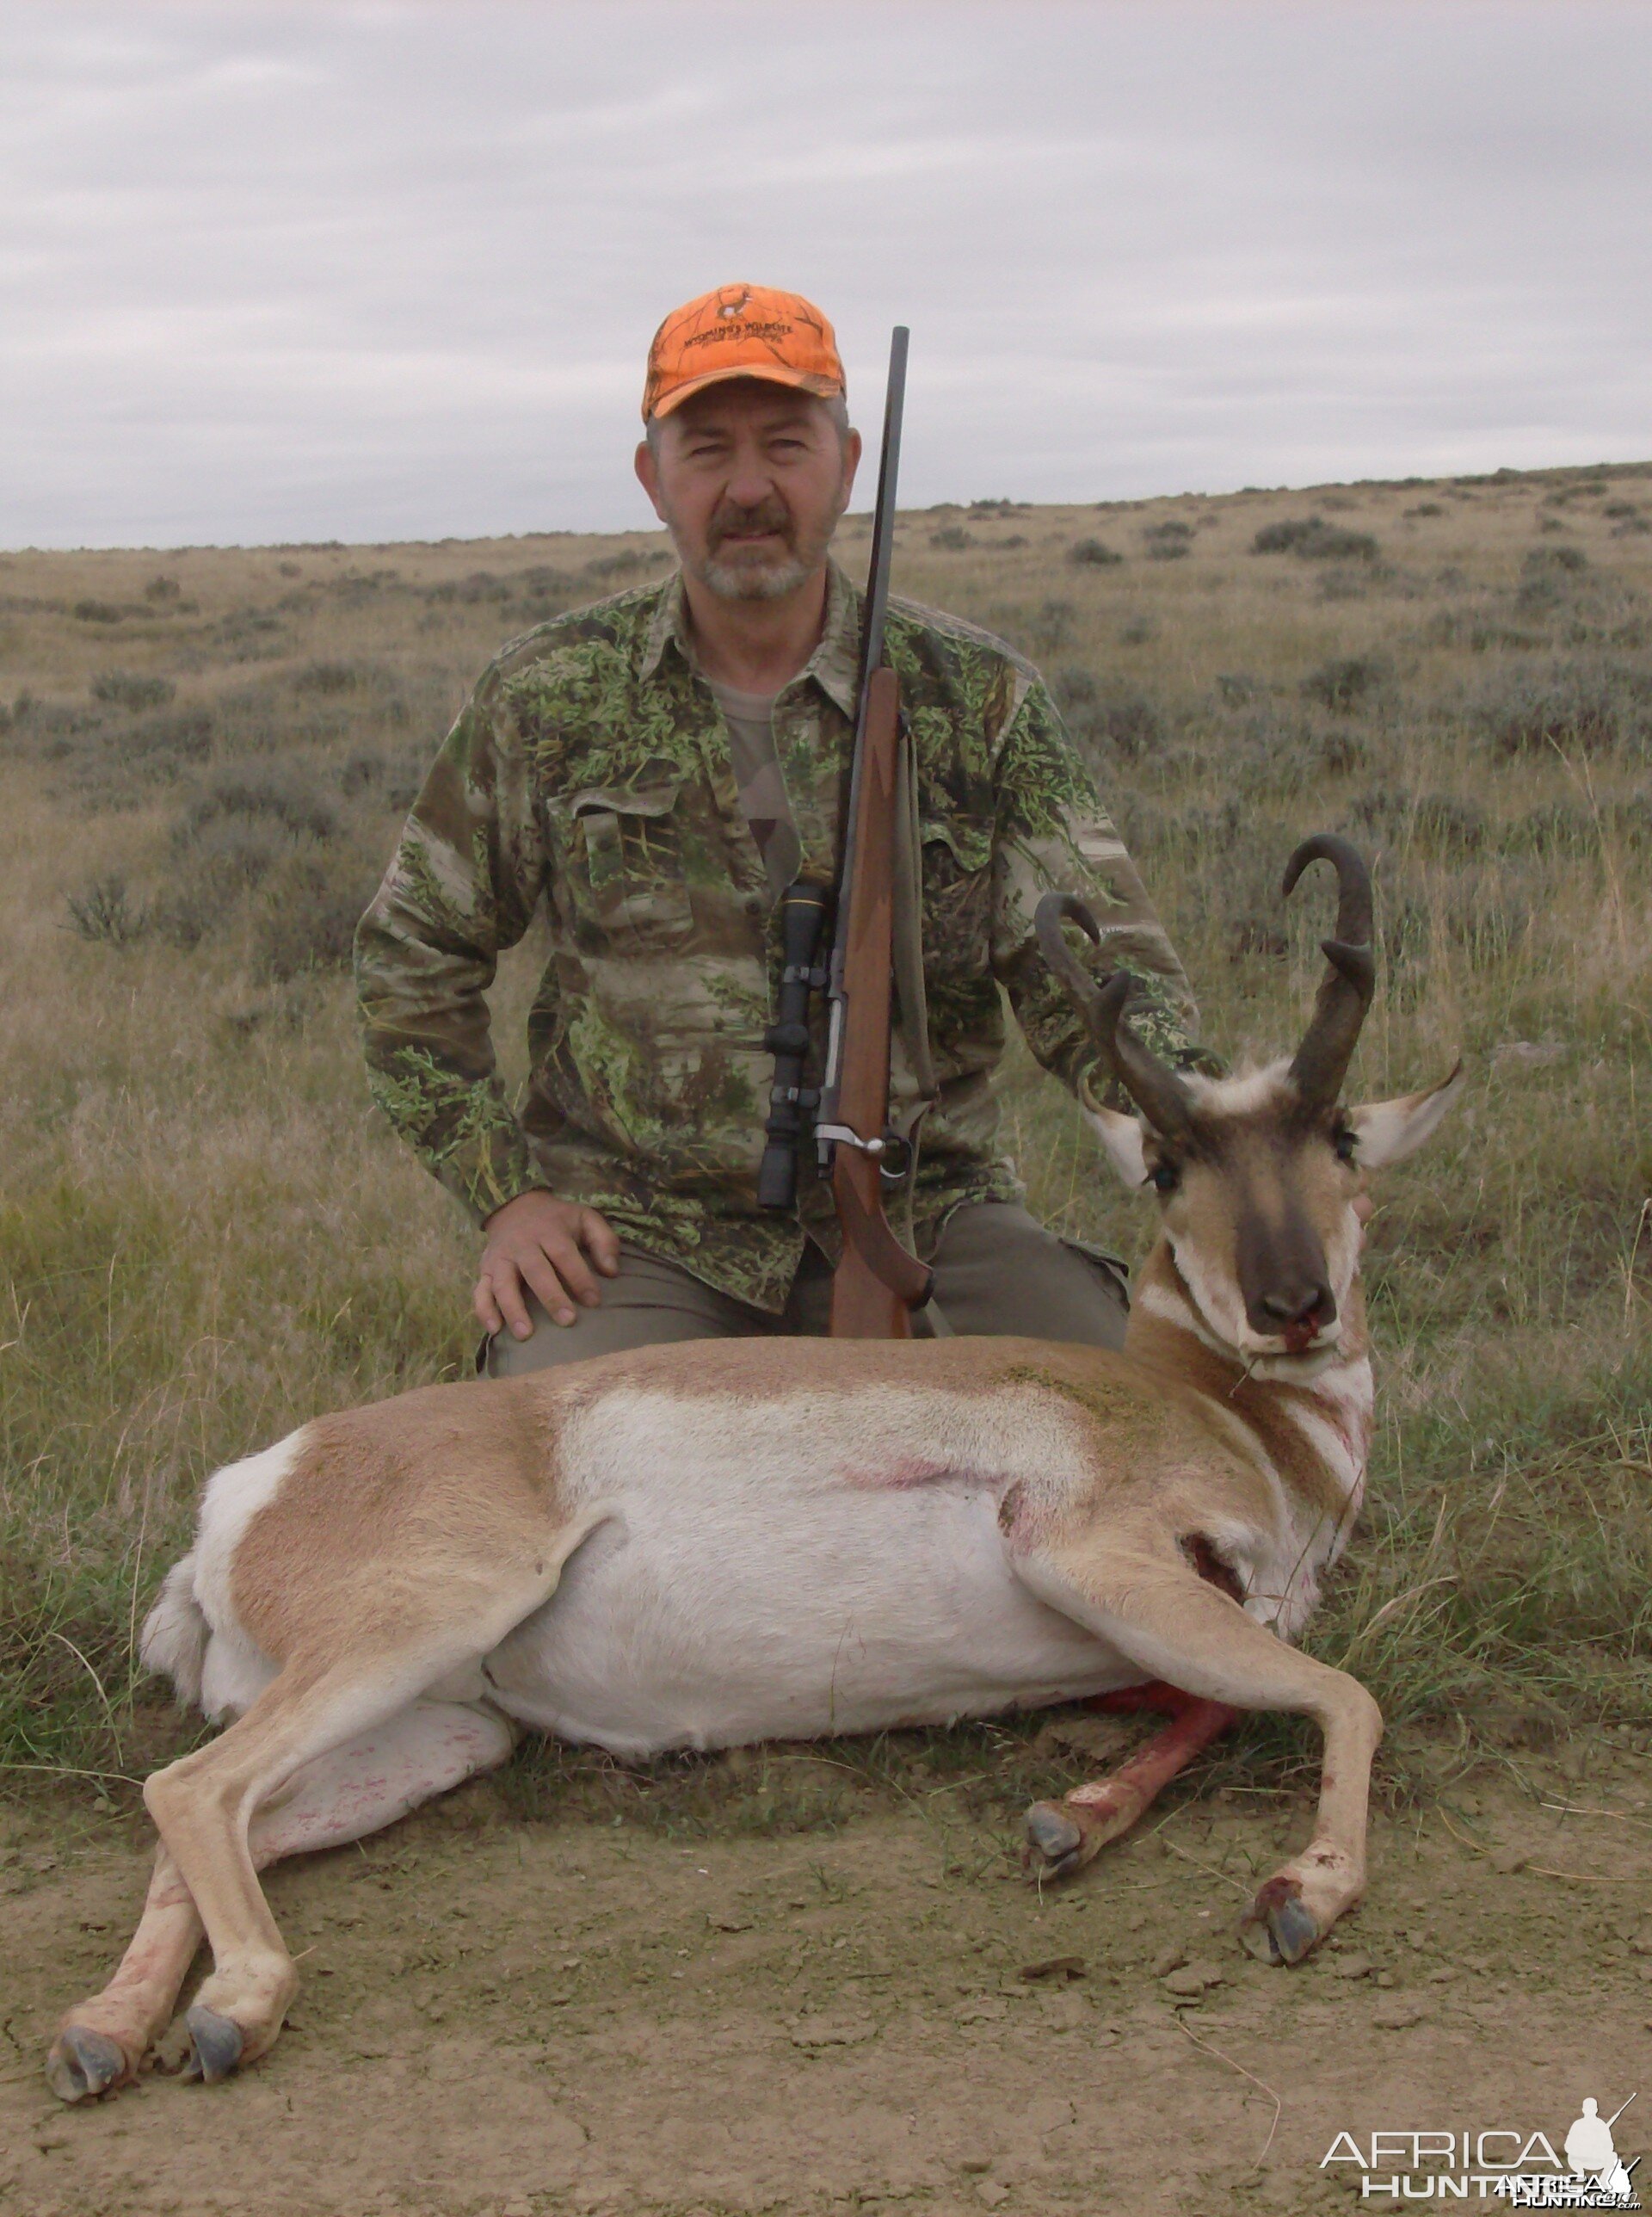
[1148,1162,1180,1195]
[1332,1126,1358,1164]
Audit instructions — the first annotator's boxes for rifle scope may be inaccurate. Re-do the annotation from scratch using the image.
[755,880,833,1210]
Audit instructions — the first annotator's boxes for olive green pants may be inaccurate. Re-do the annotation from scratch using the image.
[484,1201,1127,1378]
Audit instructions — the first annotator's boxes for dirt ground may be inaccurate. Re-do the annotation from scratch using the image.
[3,1738,1649,2217]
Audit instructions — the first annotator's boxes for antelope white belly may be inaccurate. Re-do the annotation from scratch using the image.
[482,1389,1135,1756]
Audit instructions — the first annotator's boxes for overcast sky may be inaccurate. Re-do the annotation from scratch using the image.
[3,1,1649,549]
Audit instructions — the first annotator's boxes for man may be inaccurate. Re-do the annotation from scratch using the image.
[354,282,1214,1373]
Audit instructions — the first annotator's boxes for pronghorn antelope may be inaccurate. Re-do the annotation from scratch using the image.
[47,835,1460,2105]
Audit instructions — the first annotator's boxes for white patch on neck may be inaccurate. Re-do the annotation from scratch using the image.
[1134,1250,1376,1643]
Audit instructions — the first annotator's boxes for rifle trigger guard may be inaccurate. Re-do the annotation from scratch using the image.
[876,1129,913,1184]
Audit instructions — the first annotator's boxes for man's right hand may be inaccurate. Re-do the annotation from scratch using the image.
[474,1190,622,1340]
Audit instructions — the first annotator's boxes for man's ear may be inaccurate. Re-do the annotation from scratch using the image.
[635,439,666,521]
[1083,1102,1149,1189]
[840,425,863,505]
[1347,1064,1464,1170]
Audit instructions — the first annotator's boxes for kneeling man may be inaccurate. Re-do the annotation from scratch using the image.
[354,283,1214,1368]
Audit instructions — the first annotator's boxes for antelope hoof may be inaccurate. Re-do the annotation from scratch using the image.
[1239,1877,1322,1966]
[182,2004,245,2085]
[45,2025,130,2104]
[1023,1800,1086,1880]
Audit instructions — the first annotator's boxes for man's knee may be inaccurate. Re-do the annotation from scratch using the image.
[928,1202,1128,1349]
[483,1245,760,1377]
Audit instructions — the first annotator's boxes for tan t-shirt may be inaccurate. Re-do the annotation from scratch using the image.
[705,676,803,899]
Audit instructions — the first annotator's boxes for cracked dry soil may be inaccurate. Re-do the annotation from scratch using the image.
[3,1751,1649,2217]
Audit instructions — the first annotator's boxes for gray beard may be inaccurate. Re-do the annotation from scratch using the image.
[697,547,815,602]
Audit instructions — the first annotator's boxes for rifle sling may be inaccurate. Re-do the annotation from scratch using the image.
[887,719,940,1214]
[879,718,952,1336]
[891,720,938,1108]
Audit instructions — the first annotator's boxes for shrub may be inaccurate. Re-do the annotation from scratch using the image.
[1341,789,1411,849]
[1523,545,1588,577]
[585,548,669,580]
[1064,687,1163,762]
[1475,658,1652,758]
[91,670,176,713]
[126,707,215,769]
[1414,794,1489,854]
[338,749,423,810]
[1317,730,1368,775]
[1068,538,1123,567]
[143,575,182,602]
[1301,655,1384,713]
[422,571,512,607]
[293,658,367,695]
[1404,502,1443,518]
[182,767,338,843]
[72,599,125,624]
[151,822,286,948]
[1251,517,1379,562]
[251,848,377,980]
[63,877,147,944]
[1142,522,1193,560]
[1214,672,1259,705]
[929,526,973,552]
[1025,599,1076,653]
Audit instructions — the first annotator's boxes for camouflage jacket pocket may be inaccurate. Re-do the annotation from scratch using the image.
[919,815,993,972]
[558,781,696,948]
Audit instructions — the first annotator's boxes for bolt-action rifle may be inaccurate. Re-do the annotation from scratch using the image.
[755,327,934,1337]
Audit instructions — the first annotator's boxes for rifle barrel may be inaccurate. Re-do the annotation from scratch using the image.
[820,324,908,1158]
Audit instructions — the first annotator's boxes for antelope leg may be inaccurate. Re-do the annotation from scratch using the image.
[1026,1687,1236,1877]
[46,1698,515,2103]
[1016,1540,1381,1956]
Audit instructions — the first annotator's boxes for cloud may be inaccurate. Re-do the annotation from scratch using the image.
[2,0,1648,546]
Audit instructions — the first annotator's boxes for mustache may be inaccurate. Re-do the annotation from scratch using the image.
[707,499,792,549]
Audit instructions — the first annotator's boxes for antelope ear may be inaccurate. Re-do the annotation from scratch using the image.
[1347,1063,1464,1169]
[1083,1102,1150,1189]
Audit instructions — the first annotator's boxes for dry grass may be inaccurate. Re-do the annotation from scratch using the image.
[3,464,1649,1820]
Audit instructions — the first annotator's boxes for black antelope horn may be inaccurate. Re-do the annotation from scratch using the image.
[1035,892,1194,1141]
[1282,833,1377,1111]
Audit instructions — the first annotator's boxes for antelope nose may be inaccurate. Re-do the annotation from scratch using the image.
[1254,1282,1335,1336]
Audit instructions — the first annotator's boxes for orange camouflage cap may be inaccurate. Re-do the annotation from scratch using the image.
[643,282,845,423]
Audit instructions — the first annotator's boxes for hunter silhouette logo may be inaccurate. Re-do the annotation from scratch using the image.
[1563,2097,1640,2208]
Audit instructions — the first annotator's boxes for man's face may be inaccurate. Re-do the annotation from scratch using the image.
[635,382,861,602]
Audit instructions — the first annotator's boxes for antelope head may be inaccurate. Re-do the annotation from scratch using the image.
[1037,836,1463,1378]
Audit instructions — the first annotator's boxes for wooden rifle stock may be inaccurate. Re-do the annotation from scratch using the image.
[828,666,931,1337]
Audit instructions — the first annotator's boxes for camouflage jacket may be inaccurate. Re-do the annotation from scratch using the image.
[354,559,1211,1312]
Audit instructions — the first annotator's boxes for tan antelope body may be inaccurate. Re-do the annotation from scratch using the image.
[47,837,1462,2106]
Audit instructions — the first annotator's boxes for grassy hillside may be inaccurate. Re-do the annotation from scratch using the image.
[3,461,1649,1810]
